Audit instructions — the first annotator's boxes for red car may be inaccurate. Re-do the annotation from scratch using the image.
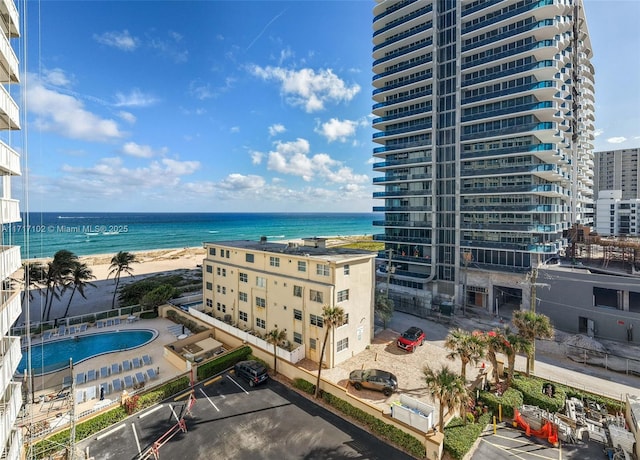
[397,326,425,352]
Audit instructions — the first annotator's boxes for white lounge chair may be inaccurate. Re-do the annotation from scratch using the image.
[146,368,158,380]
[142,355,152,366]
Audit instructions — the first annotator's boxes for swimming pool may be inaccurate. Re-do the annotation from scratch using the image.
[18,329,157,376]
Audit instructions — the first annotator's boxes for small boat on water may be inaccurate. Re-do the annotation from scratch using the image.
[85,232,99,236]
[102,231,119,235]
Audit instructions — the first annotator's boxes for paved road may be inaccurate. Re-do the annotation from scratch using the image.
[79,372,414,460]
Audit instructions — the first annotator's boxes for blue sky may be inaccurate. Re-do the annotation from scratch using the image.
[18,1,640,213]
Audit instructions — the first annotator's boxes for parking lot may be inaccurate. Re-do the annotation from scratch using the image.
[78,371,414,460]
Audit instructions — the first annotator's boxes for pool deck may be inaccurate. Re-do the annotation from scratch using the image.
[20,317,188,436]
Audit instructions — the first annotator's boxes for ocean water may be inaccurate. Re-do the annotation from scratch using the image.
[4,212,379,259]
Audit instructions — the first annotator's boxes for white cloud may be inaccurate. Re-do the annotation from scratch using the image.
[93,30,139,51]
[121,142,168,158]
[268,123,286,137]
[315,118,358,142]
[250,150,264,165]
[114,89,159,107]
[149,31,188,63]
[218,173,266,190]
[607,136,627,144]
[118,111,137,124]
[188,80,214,100]
[43,68,71,87]
[27,80,123,142]
[230,126,240,133]
[161,158,200,175]
[249,65,360,112]
[265,138,368,185]
[593,128,603,137]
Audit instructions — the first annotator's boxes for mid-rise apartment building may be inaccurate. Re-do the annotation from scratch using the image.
[594,148,640,201]
[371,0,595,313]
[0,0,23,458]
[202,238,376,368]
[595,191,640,237]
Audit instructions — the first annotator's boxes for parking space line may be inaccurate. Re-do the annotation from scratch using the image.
[96,423,125,440]
[226,374,249,394]
[199,388,220,412]
[132,423,141,454]
[139,404,164,419]
[174,390,193,401]
[479,437,557,460]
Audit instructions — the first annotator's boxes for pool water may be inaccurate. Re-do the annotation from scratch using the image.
[18,329,156,376]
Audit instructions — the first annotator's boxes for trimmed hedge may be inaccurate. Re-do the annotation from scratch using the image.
[31,375,191,459]
[480,387,523,419]
[293,378,425,459]
[196,345,252,380]
[510,374,565,413]
[443,413,492,460]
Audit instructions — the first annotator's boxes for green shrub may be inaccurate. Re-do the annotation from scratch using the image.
[480,387,523,419]
[443,413,491,460]
[510,374,565,413]
[196,345,252,380]
[293,378,316,395]
[140,311,158,319]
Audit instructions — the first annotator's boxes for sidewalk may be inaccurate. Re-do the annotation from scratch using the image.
[387,310,640,402]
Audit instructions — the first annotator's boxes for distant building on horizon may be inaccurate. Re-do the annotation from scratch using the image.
[595,190,640,237]
[371,0,595,315]
[0,0,24,458]
[594,147,640,201]
[202,237,376,368]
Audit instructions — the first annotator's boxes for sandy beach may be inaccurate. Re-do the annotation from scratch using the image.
[18,236,372,325]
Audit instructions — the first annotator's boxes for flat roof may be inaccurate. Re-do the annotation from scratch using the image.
[203,239,377,263]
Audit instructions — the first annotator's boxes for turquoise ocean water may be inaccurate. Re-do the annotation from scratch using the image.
[5,212,379,259]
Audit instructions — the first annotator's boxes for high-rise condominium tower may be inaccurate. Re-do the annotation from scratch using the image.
[0,0,22,458]
[372,0,595,307]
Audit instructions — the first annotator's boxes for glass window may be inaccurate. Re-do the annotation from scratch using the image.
[310,290,323,303]
[206,282,212,291]
[337,338,349,352]
[293,285,303,297]
[337,289,349,302]
[293,309,302,321]
[256,318,265,329]
[343,264,350,275]
[206,299,213,308]
[216,267,221,275]
[298,261,306,272]
[270,256,280,267]
[256,276,266,288]
[316,264,330,276]
[293,332,302,344]
[239,272,248,283]
[246,253,254,263]
[256,297,266,308]
[310,314,324,328]
[239,292,248,302]
[209,248,216,256]
[239,311,248,322]
[310,338,317,350]
[206,265,213,273]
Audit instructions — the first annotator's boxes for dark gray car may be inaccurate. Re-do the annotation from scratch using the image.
[349,369,398,396]
[234,360,269,387]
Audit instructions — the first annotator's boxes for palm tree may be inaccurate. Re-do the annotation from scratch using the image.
[502,328,532,388]
[16,262,46,306]
[444,328,485,383]
[374,292,394,329]
[108,251,137,309]
[61,261,96,319]
[423,364,467,431]
[314,305,345,399]
[43,250,78,321]
[265,328,287,375]
[512,310,554,376]
[483,328,507,386]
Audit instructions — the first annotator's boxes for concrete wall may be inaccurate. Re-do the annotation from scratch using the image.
[536,267,640,343]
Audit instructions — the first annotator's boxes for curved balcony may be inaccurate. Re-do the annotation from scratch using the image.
[373,205,432,212]
[373,189,432,198]
[460,222,563,233]
[372,122,432,142]
[372,155,431,169]
[461,142,555,161]
[0,0,20,38]
[373,38,433,72]
[461,121,556,143]
[461,240,559,253]
[461,101,555,124]
[373,21,433,52]
[373,138,432,155]
[0,28,18,83]
[373,2,432,38]
[373,172,432,184]
[463,60,557,88]
[0,83,19,130]
[373,71,433,98]
[461,0,555,36]
[372,54,433,83]
[460,163,565,181]
[0,290,20,337]
[373,108,432,127]
[462,80,557,106]
[373,220,432,228]
[461,183,568,197]
[460,204,568,213]
[373,87,432,112]
[0,139,19,175]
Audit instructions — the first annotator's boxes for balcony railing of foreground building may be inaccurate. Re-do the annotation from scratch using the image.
[461,239,559,253]
[373,139,432,154]
[373,104,433,124]
[461,0,554,35]
[373,172,432,184]
[461,0,502,17]
[462,19,555,54]
[0,0,20,38]
[460,222,564,233]
[461,101,554,124]
[460,204,568,213]
[372,155,432,169]
[462,80,556,105]
[373,37,433,68]
[0,335,21,391]
[373,220,433,228]
[0,140,20,175]
[373,87,432,110]
[373,205,432,212]
[0,85,19,131]
[462,60,557,88]
[373,2,432,36]
[373,122,433,140]
[0,198,19,223]
[3,425,21,460]
[0,29,18,84]
[0,290,20,337]
[372,71,433,96]
[373,55,433,82]
[460,121,556,142]
[0,382,21,457]
[461,142,555,160]
[373,189,432,198]
[461,183,568,197]
[373,234,432,245]
[0,246,20,277]
[373,21,433,52]
[460,163,566,180]
[373,0,418,23]
[467,261,531,273]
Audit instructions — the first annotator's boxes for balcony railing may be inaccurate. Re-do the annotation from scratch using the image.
[373,21,433,52]
[373,205,432,212]
[373,71,432,96]
[373,172,432,183]
[373,234,432,245]
[373,37,433,68]
[373,55,433,82]
[0,139,19,175]
[373,122,432,139]
[463,60,556,88]
[0,198,19,223]
[0,290,20,337]
[461,0,554,35]
[0,0,20,37]
[0,28,18,83]
[0,246,20,276]
[373,220,433,228]
[462,80,555,105]
[460,222,563,232]
[373,105,432,125]
[0,84,19,130]
[373,2,432,37]
[0,336,21,392]
[373,189,432,198]
[461,142,554,160]
[0,382,21,454]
